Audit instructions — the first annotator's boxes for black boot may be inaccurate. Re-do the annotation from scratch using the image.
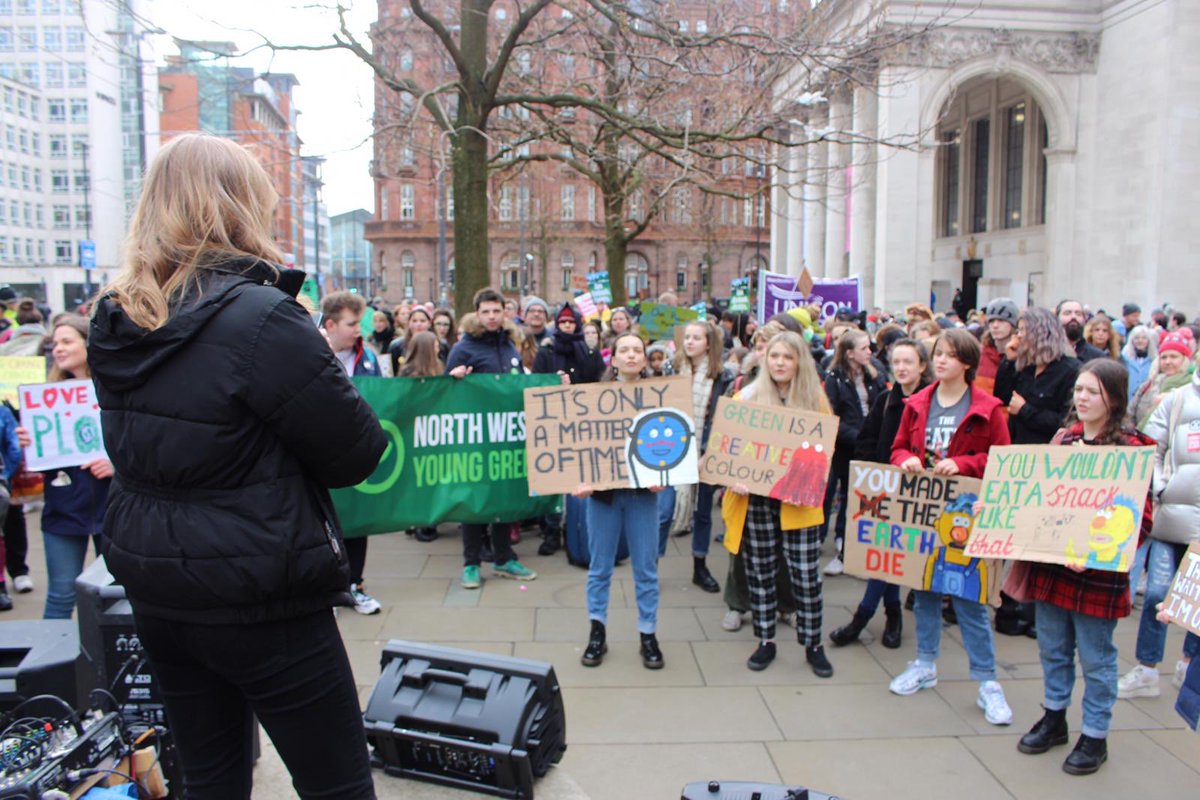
[806,644,834,678]
[414,527,438,542]
[692,558,720,593]
[882,605,903,649]
[538,531,561,556]
[904,589,915,610]
[829,611,869,647]
[1062,734,1107,775]
[1018,708,1068,754]
[639,633,664,670]
[581,620,606,667]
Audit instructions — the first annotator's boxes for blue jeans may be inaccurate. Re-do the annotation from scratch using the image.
[656,485,675,557]
[1136,540,1200,665]
[586,491,660,634]
[44,532,100,620]
[1126,539,1149,603]
[914,590,997,681]
[690,483,715,558]
[1035,601,1118,739]
[858,579,901,618]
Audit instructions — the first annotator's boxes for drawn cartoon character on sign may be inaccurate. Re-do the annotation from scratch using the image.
[768,440,830,507]
[626,408,694,488]
[924,493,988,602]
[1065,494,1139,571]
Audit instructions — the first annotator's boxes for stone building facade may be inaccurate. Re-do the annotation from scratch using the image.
[772,0,1200,315]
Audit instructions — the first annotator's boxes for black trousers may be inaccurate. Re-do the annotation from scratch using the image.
[462,523,516,566]
[134,610,376,800]
[3,503,27,578]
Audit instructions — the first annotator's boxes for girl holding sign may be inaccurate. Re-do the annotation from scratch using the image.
[829,337,931,649]
[575,332,667,670]
[1015,359,1155,775]
[890,329,1014,726]
[15,316,112,620]
[722,331,835,677]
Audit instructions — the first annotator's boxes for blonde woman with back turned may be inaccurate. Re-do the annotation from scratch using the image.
[87,134,385,799]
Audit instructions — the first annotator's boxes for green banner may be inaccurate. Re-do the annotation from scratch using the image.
[332,374,562,537]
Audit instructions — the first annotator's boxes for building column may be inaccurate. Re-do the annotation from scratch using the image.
[785,137,806,276]
[824,92,851,279]
[1042,147,1078,306]
[769,143,789,274]
[802,109,827,275]
[849,84,878,307]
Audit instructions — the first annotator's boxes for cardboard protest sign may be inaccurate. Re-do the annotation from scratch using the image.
[699,396,838,507]
[575,292,598,319]
[729,277,751,313]
[843,462,1000,604]
[1163,543,1200,636]
[0,357,47,407]
[18,379,108,471]
[586,270,613,304]
[637,303,699,340]
[524,375,696,494]
[690,302,707,320]
[967,445,1154,572]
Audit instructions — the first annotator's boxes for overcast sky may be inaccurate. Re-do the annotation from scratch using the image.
[148,0,378,216]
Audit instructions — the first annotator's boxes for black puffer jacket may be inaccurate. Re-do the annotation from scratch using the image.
[854,379,932,464]
[88,259,386,624]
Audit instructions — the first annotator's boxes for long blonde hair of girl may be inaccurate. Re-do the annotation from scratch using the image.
[104,134,284,331]
[745,331,831,413]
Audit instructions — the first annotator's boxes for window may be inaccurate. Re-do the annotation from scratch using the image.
[52,204,69,228]
[1003,104,1025,229]
[4,125,13,149]
[499,185,513,221]
[54,240,72,264]
[398,145,414,168]
[445,186,454,221]
[629,190,642,222]
[69,98,87,123]
[18,62,37,86]
[697,20,708,34]
[43,26,62,50]
[67,62,84,87]
[700,261,710,291]
[45,62,64,88]
[678,20,688,32]
[401,251,415,295]
[0,237,6,261]
[743,197,752,227]
[72,170,87,191]
[941,129,960,236]
[587,186,596,222]
[74,204,87,227]
[22,201,31,226]
[676,254,687,291]
[49,133,66,157]
[19,165,28,188]
[673,187,691,224]
[561,185,575,220]
[399,184,414,219]
[380,188,388,219]
[495,7,507,20]
[755,196,765,227]
[517,183,529,219]
[17,26,35,51]
[399,48,412,71]
[1038,119,1048,225]
[589,252,597,269]
[1,87,10,114]
[970,117,989,233]
[42,0,62,12]
[0,27,12,53]
[31,167,39,190]
[65,26,85,52]
[560,252,574,291]
[17,0,35,12]
[501,253,519,290]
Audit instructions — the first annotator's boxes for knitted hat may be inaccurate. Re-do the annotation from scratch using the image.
[523,295,549,316]
[555,303,579,326]
[1158,332,1193,358]
[985,297,1019,326]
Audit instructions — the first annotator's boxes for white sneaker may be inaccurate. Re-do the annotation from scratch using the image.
[721,610,744,632]
[1136,572,1148,596]
[889,660,937,695]
[350,583,382,615]
[1173,660,1188,690]
[12,575,33,594]
[1118,664,1160,698]
[824,556,844,576]
[977,681,1013,726]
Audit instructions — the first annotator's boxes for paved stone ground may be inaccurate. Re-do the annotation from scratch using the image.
[8,508,1197,799]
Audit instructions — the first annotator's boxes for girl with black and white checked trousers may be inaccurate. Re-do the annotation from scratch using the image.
[721,330,834,678]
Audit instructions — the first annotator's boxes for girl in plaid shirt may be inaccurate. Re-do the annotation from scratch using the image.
[1016,359,1154,776]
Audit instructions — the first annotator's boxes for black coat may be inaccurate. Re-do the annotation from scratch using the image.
[854,379,932,464]
[532,332,605,385]
[88,259,387,624]
[445,317,523,375]
[994,355,1081,444]
[825,365,888,467]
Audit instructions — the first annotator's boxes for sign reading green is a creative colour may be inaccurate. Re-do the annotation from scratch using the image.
[331,374,561,537]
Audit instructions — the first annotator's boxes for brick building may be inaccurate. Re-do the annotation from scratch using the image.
[365,0,773,308]
[159,40,305,263]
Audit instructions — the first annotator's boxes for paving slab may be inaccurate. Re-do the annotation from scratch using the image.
[515,641,706,687]
[562,742,779,800]
[759,683,976,740]
[561,687,784,744]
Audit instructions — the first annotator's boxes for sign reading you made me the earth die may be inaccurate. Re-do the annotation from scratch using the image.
[524,376,697,494]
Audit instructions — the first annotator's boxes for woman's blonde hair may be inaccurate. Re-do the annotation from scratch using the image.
[745,332,831,414]
[105,134,284,331]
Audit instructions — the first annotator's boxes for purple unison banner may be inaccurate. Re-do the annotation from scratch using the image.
[757,270,862,322]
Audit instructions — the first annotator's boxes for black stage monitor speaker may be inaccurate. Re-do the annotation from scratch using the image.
[681,781,842,800]
[0,620,87,712]
[364,640,567,799]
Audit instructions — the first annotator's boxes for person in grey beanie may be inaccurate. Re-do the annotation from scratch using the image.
[523,295,551,345]
[978,297,1019,396]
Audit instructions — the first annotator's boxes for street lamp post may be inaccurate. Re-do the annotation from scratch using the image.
[79,141,92,299]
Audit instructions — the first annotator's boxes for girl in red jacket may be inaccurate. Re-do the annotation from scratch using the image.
[889,329,1014,726]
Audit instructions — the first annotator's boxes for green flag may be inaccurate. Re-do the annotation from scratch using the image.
[332,373,561,537]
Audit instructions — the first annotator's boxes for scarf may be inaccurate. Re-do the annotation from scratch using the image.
[551,327,590,373]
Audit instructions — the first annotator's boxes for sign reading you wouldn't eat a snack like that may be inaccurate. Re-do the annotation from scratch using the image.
[699,396,838,507]
[967,444,1154,572]
[524,376,697,494]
